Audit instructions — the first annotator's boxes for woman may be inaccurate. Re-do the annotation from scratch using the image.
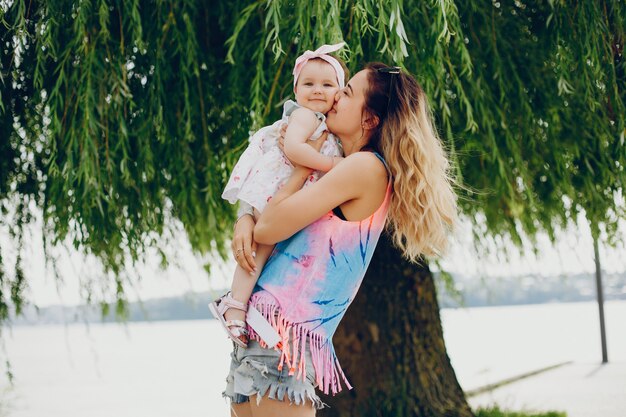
[223,62,458,417]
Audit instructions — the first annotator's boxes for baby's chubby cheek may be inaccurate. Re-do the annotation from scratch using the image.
[323,92,339,113]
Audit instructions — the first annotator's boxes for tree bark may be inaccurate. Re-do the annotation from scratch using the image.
[319,232,474,417]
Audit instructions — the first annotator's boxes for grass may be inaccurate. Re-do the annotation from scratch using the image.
[474,405,567,417]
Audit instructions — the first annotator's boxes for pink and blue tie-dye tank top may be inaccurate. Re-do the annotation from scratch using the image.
[247,151,392,396]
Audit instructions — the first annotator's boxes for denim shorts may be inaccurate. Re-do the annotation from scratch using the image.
[222,338,327,410]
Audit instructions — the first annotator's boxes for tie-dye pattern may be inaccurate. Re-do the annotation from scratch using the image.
[247,153,392,396]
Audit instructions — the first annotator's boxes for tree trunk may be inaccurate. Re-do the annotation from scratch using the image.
[319,232,474,417]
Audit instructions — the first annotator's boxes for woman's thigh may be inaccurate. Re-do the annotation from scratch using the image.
[249,393,316,417]
[223,337,326,413]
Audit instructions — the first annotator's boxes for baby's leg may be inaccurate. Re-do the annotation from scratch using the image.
[226,244,274,320]
[224,209,275,340]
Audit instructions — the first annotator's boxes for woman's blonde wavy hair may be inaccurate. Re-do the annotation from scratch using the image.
[362,62,459,263]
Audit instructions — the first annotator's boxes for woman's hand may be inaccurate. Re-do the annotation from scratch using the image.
[231,214,257,273]
[277,124,296,165]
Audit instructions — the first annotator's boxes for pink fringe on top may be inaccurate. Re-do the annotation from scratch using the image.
[247,291,353,396]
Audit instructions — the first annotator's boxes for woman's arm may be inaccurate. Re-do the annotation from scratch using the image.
[254,152,388,245]
[283,108,338,172]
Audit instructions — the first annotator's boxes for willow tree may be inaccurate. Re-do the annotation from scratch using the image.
[1,0,624,416]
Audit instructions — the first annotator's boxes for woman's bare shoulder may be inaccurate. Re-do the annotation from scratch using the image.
[339,151,388,184]
[323,151,388,210]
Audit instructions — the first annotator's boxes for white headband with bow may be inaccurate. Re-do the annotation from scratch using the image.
[292,42,346,89]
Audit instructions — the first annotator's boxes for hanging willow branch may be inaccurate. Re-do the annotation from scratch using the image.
[0,0,624,327]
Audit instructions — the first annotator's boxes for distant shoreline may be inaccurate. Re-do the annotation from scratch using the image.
[8,293,625,326]
[9,269,626,325]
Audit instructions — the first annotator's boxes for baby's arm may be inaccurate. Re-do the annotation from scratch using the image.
[283,108,338,172]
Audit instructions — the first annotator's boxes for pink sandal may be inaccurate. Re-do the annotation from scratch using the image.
[208,292,249,348]
[208,292,282,349]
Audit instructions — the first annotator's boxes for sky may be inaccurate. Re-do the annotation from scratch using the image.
[1,205,625,308]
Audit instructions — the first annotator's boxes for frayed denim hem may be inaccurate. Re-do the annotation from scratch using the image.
[222,342,328,410]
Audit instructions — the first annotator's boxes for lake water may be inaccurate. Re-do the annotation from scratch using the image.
[0,300,624,417]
